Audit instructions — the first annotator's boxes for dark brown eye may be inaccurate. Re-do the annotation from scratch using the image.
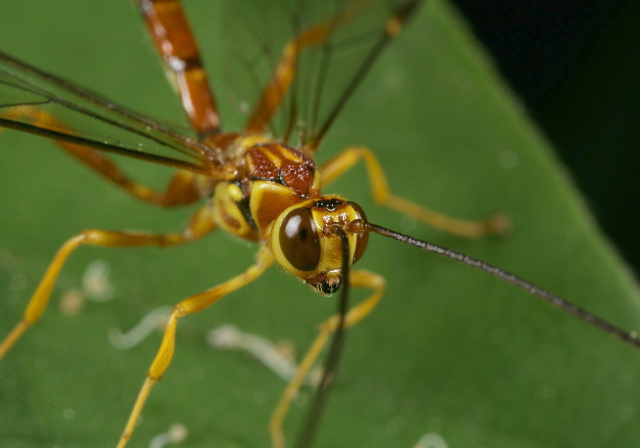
[279,208,320,271]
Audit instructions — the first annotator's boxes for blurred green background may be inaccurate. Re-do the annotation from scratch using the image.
[1,1,639,448]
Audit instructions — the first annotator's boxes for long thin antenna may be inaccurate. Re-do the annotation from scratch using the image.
[365,221,640,350]
[295,225,352,448]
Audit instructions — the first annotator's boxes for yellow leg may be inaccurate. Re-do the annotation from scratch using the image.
[116,245,274,448]
[321,146,510,238]
[1,105,205,206]
[0,204,216,361]
[270,269,385,448]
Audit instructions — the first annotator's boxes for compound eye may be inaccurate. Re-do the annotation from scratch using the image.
[348,201,369,263]
[279,208,320,272]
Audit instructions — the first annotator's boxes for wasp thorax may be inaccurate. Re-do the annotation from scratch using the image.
[270,196,369,295]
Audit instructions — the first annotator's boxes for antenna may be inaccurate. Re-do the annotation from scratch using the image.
[295,225,352,448]
[364,221,640,350]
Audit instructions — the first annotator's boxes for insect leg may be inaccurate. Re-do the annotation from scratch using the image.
[116,244,274,448]
[244,2,365,134]
[0,204,216,360]
[321,146,509,238]
[269,269,385,448]
[0,105,205,206]
[134,0,220,135]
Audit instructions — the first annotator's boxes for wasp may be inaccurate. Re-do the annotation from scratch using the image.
[1,1,639,447]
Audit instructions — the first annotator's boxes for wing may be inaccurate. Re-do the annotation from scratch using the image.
[219,0,422,148]
[1,1,421,167]
[0,51,217,174]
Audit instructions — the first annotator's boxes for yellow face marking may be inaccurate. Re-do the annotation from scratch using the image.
[269,197,369,295]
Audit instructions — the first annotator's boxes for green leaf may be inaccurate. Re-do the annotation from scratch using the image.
[1,1,639,448]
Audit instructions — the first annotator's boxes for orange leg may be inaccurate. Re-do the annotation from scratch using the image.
[270,269,385,448]
[135,0,220,135]
[0,203,216,361]
[321,146,510,238]
[116,244,274,448]
[244,2,364,134]
[245,0,422,140]
[0,105,204,206]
